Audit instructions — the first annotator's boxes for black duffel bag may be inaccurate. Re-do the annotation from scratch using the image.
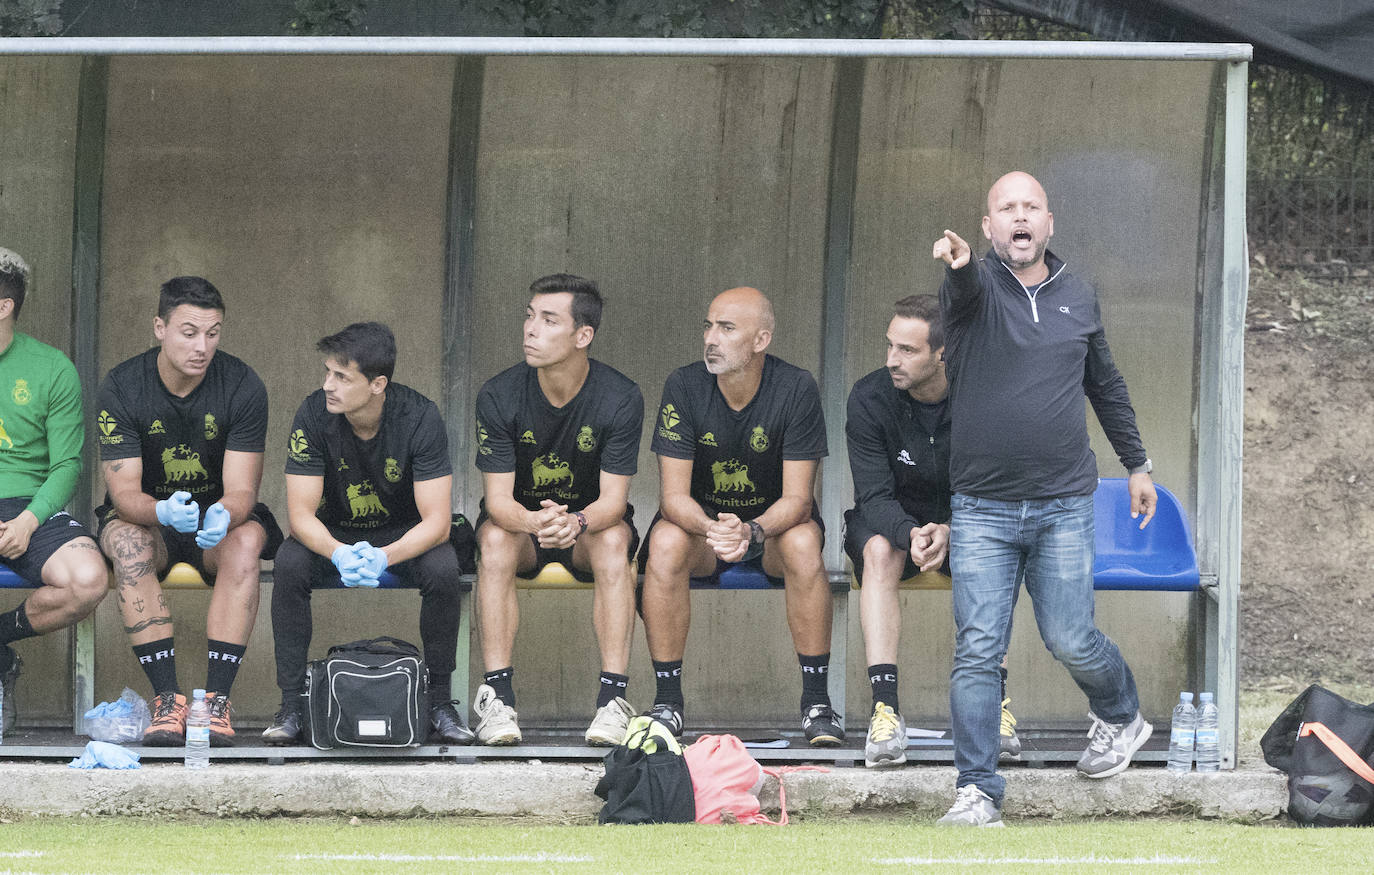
[306,636,427,750]
[1261,684,1374,826]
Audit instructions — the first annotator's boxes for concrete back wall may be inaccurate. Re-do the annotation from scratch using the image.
[0,52,1219,729]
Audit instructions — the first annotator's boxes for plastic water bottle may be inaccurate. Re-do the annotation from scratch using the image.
[185,689,211,769]
[1195,691,1220,773]
[1165,691,1196,774]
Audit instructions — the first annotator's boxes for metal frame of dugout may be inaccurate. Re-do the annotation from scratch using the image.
[0,36,1248,768]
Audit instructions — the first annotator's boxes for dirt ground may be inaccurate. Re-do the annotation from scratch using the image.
[1242,265,1374,688]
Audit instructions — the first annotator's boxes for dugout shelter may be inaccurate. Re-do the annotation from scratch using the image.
[0,36,1247,767]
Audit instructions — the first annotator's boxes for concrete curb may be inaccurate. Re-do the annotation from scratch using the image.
[0,760,1288,822]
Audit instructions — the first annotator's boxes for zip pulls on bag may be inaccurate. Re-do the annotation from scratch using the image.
[998,259,1066,323]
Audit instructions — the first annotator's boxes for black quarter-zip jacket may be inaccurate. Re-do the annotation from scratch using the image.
[845,367,951,551]
[939,248,1148,500]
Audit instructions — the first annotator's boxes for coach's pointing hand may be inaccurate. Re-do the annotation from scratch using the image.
[932,229,971,270]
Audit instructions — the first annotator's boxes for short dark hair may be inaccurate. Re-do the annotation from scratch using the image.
[0,248,29,320]
[316,321,396,382]
[158,276,224,320]
[529,273,602,332]
[893,294,944,350]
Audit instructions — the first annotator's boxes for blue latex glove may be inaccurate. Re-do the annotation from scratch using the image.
[355,542,389,583]
[155,490,200,533]
[195,502,231,549]
[331,543,371,587]
[68,740,141,770]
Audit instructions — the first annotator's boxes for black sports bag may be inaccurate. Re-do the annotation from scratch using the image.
[306,636,427,749]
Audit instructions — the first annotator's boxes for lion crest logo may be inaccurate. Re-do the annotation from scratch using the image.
[576,425,595,453]
[11,379,29,406]
[384,457,402,483]
[520,429,537,445]
[750,425,769,453]
[532,453,574,489]
[346,480,388,519]
[0,417,12,450]
[162,445,208,482]
[204,413,219,441]
[711,459,754,493]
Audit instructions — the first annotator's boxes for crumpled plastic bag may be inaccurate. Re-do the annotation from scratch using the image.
[68,740,141,770]
[83,687,151,743]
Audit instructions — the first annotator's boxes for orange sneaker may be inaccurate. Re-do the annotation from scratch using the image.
[142,692,188,746]
[205,692,235,747]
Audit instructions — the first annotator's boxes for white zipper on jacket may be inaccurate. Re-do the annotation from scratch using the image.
[999,258,1066,323]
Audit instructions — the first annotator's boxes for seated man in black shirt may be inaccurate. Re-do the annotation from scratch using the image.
[845,294,1021,768]
[96,277,281,746]
[640,286,838,745]
[473,274,644,746]
[263,322,472,745]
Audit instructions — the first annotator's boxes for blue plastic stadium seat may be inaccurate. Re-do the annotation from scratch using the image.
[0,566,30,588]
[1092,478,1200,591]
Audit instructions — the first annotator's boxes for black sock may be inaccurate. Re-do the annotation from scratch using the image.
[999,664,1008,702]
[652,659,683,707]
[597,671,629,708]
[869,663,899,713]
[0,603,36,647]
[205,640,247,696]
[484,667,514,707]
[798,652,831,711]
[428,672,453,706]
[133,638,179,695]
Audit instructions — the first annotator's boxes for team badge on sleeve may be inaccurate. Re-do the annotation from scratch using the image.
[98,410,122,445]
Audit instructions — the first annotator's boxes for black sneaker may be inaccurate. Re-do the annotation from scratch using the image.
[643,702,684,739]
[0,647,20,734]
[429,700,476,745]
[802,703,844,746]
[261,707,304,744]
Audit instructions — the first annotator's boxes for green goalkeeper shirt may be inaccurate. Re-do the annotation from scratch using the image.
[0,331,84,522]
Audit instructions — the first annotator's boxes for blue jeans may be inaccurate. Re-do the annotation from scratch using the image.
[949,492,1139,805]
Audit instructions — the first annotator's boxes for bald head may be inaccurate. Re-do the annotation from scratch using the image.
[703,286,773,376]
[982,170,1054,279]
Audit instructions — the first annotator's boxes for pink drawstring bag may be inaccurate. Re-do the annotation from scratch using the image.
[683,733,827,825]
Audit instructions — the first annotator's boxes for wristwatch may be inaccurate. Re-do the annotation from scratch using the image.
[746,520,766,544]
[1128,458,1153,476]
[573,511,588,535]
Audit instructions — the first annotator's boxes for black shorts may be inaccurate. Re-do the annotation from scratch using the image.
[636,502,825,587]
[94,501,284,584]
[476,501,639,584]
[843,507,949,585]
[0,498,95,584]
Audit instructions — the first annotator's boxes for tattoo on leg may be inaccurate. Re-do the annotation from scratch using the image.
[158,593,167,610]
[124,616,172,634]
[116,558,156,588]
[111,526,152,562]
[133,597,145,613]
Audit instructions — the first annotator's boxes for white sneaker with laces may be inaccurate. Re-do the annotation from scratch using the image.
[585,696,635,746]
[473,683,522,746]
[864,702,907,769]
[1076,710,1152,778]
[936,784,1005,827]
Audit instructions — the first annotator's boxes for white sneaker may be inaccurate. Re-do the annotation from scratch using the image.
[864,702,907,769]
[936,784,1005,827]
[585,696,635,746]
[1076,710,1152,778]
[473,683,522,745]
